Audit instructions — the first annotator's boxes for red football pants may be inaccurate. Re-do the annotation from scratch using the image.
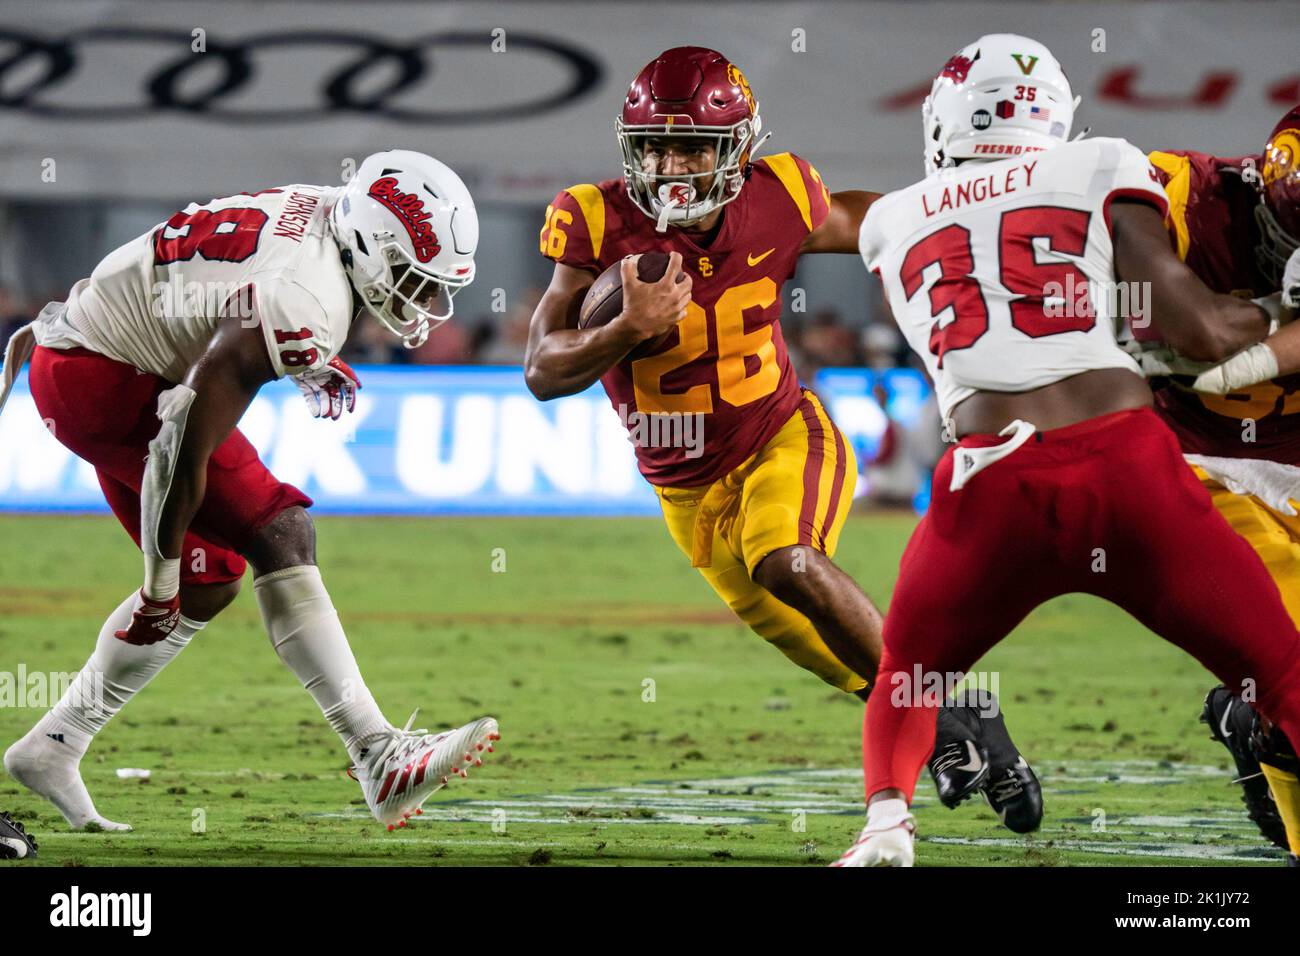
[865,407,1300,801]
[27,345,311,587]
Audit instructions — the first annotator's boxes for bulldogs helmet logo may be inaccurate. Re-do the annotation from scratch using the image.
[367,177,442,263]
[940,49,980,85]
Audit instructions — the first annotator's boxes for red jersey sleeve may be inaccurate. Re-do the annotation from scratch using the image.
[757,152,833,234]
[539,184,609,274]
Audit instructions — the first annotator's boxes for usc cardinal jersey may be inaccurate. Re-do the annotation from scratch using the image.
[540,152,831,487]
[1146,149,1300,463]
[860,138,1167,420]
[33,185,352,383]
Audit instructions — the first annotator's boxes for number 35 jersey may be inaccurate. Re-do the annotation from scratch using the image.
[859,138,1169,421]
[540,153,831,488]
[34,185,353,383]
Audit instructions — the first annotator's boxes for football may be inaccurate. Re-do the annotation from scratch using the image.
[578,252,681,357]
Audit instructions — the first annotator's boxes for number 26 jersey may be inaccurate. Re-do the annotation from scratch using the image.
[859,138,1168,421]
[34,184,353,383]
[540,153,832,488]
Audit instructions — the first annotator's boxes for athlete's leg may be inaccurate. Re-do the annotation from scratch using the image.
[239,502,499,828]
[1198,476,1300,856]
[1097,452,1300,858]
[655,477,869,695]
[1096,440,1300,828]
[241,506,393,764]
[746,391,884,694]
[752,546,882,697]
[5,349,247,829]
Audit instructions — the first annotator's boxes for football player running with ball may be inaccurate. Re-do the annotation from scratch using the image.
[0,150,499,832]
[836,34,1300,866]
[525,46,1039,831]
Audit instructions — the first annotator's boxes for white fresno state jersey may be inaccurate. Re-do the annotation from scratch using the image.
[35,184,352,383]
[860,138,1169,419]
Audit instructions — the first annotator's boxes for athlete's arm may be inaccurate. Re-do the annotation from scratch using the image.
[524,253,693,401]
[116,316,274,646]
[1111,200,1270,362]
[800,191,882,254]
[159,317,276,558]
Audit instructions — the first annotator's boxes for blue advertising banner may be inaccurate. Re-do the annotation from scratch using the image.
[0,365,931,515]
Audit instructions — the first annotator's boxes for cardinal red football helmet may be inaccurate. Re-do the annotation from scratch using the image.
[1257,105,1300,285]
[616,46,768,230]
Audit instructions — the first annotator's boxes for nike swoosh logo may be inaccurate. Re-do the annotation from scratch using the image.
[747,248,775,267]
[1220,700,1234,740]
[957,740,984,772]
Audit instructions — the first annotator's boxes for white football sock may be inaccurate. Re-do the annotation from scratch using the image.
[254,565,392,765]
[867,797,911,829]
[3,592,204,830]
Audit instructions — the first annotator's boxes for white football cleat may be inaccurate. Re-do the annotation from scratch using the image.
[3,732,132,832]
[832,815,917,867]
[354,712,500,831]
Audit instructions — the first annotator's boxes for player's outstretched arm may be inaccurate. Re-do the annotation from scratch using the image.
[1161,249,1300,393]
[800,191,881,255]
[524,255,691,401]
[1112,200,1271,362]
[116,316,275,646]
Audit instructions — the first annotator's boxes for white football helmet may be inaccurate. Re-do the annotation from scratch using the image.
[922,34,1079,176]
[331,150,478,349]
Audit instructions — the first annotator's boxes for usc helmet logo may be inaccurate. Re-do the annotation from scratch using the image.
[727,63,756,112]
[1263,127,1299,187]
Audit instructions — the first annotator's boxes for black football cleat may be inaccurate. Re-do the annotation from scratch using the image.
[0,811,37,860]
[1201,685,1289,850]
[929,704,991,808]
[928,692,1044,832]
[965,690,1043,833]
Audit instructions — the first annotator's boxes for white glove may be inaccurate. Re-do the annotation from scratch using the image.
[1186,454,1300,516]
[295,357,361,420]
[1133,345,1213,379]
[1283,246,1300,309]
[1189,343,1279,394]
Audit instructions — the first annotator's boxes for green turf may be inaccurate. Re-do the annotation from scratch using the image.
[0,513,1284,866]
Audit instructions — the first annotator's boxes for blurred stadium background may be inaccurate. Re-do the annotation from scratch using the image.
[3,0,1290,518]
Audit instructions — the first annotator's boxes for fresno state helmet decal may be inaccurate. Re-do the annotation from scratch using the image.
[727,62,756,113]
[367,176,442,263]
[940,48,980,84]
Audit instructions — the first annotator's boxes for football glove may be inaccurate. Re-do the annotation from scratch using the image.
[1135,342,1280,395]
[295,357,361,421]
[114,590,182,646]
[1283,246,1300,310]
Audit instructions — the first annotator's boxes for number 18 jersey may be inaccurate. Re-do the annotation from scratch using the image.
[34,184,353,383]
[859,138,1168,420]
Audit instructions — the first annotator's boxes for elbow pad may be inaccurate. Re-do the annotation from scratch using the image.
[141,383,197,599]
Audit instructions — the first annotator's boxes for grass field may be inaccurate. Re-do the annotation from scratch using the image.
[0,512,1285,867]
